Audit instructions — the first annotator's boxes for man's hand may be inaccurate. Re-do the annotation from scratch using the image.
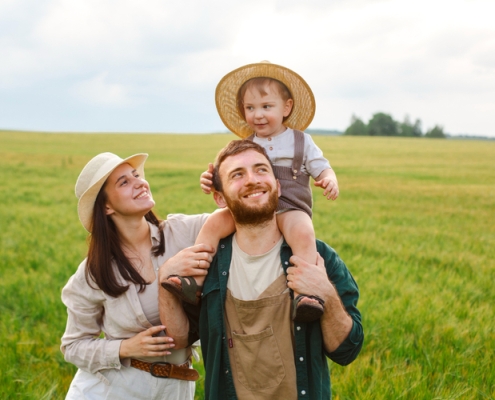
[286,253,334,301]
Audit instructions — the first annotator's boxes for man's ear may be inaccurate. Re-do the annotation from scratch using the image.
[213,191,227,208]
[277,179,282,197]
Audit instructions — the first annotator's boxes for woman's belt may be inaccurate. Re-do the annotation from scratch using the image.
[130,358,199,381]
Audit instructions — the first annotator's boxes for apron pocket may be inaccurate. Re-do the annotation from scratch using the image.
[232,326,285,390]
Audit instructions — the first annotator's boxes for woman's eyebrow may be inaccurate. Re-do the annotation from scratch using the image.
[115,169,137,184]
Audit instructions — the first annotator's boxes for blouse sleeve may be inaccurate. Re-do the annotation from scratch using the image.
[162,213,210,257]
[60,261,123,374]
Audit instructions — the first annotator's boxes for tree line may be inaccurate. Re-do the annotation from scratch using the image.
[344,112,446,138]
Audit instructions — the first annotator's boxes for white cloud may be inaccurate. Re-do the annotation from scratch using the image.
[71,72,136,106]
[0,0,494,135]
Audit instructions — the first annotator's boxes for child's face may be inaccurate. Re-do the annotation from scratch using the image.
[242,83,293,138]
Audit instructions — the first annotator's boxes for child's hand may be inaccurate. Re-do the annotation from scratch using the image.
[314,177,339,200]
[200,163,214,194]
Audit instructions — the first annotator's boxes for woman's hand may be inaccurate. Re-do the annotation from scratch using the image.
[119,325,175,359]
[158,243,215,283]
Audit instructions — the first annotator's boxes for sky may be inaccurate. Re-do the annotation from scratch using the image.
[1,0,494,137]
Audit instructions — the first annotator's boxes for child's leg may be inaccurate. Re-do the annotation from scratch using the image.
[163,209,235,304]
[277,210,317,264]
[277,210,325,322]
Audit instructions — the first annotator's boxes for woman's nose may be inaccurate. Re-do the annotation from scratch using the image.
[133,178,145,187]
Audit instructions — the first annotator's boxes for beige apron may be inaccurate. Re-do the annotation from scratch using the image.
[224,274,297,400]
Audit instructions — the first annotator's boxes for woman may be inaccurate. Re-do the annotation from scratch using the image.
[61,152,217,399]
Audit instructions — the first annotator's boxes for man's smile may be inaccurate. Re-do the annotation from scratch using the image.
[244,191,265,198]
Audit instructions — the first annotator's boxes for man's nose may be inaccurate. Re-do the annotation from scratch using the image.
[245,170,259,184]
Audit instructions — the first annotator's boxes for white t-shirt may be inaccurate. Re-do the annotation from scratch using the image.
[227,235,284,301]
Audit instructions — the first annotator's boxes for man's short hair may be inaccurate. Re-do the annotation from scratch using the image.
[212,140,274,192]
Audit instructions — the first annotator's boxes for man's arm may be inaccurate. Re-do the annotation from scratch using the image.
[158,243,214,348]
[287,244,363,364]
[318,269,354,353]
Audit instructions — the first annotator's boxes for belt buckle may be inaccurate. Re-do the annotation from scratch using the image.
[150,362,171,379]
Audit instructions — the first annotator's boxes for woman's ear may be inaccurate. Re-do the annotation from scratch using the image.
[105,204,114,216]
[213,191,227,208]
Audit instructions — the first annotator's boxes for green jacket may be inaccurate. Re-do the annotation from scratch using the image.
[199,236,364,399]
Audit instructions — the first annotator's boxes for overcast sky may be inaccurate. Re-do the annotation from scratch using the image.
[1,0,494,137]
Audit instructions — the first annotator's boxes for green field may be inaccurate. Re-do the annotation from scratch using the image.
[1,131,494,399]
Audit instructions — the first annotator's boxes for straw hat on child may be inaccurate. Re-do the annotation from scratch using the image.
[75,152,148,232]
[215,61,316,139]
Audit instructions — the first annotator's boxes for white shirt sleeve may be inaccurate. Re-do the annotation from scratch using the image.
[302,132,331,179]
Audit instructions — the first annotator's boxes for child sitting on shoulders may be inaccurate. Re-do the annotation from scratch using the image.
[162,61,339,323]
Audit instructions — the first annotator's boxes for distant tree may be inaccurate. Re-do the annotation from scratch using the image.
[425,125,446,138]
[344,114,368,136]
[344,112,444,138]
[412,119,422,137]
[399,115,423,137]
[368,112,398,136]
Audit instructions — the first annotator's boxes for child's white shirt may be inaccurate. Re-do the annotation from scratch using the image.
[251,128,331,179]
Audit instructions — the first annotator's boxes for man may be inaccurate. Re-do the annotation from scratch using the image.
[199,140,363,399]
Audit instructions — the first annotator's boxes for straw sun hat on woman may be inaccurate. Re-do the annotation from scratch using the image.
[75,152,148,232]
[215,61,316,139]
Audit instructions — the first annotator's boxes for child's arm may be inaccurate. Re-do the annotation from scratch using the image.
[313,168,339,200]
[200,163,214,194]
[197,162,235,249]
[195,208,235,252]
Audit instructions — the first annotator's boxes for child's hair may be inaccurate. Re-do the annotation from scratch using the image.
[236,77,293,121]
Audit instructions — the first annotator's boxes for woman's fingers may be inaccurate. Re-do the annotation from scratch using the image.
[145,325,167,336]
[142,326,175,354]
[190,243,215,254]
[120,326,176,358]
[159,244,215,278]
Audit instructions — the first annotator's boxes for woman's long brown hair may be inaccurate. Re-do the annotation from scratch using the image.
[85,187,165,297]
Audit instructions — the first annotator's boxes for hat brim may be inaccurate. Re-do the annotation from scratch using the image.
[78,153,148,232]
[215,62,316,138]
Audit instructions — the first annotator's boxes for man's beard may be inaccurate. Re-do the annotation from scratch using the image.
[224,184,278,227]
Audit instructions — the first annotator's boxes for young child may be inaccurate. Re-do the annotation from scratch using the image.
[163,61,339,322]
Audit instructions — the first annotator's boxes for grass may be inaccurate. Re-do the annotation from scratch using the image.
[0,131,494,399]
